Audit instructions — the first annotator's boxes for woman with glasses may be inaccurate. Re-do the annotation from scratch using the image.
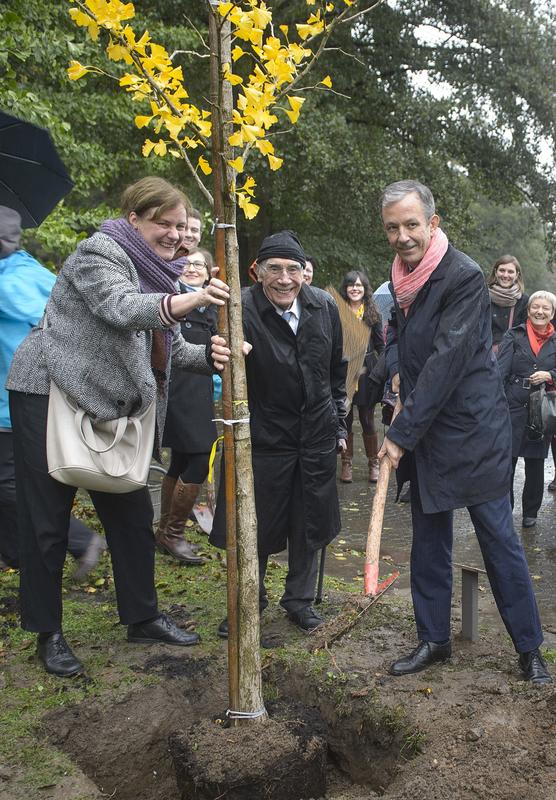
[157,247,218,563]
[497,291,556,528]
[338,271,384,483]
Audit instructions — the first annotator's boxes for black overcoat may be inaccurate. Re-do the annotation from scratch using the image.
[497,324,556,459]
[352,320,385,407]
[491,294,528,347]
[162,296,217,453]
[210,282,347,556]
[385,244,512,514]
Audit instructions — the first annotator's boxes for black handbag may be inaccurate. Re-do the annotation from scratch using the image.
[541,385,556,436]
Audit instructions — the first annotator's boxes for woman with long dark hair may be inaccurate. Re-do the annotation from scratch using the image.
[338,270,384,483]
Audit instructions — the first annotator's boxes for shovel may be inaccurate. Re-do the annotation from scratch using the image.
[364,457,398,596]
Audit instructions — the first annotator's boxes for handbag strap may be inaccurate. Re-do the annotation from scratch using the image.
[77,413,143,478]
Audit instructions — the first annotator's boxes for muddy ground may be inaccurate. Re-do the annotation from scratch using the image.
[1,579,555,800]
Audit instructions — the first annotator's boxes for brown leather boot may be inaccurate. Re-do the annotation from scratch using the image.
[340,432,354,483]
[156,479,204,565]
[363,433,380,483]
[155,475,177,536]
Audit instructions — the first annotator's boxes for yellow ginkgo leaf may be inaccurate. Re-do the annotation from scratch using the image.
[320,75,332,88]
[228,156,245,173]
[134,115,152,129]
[237,192,260,219]
[241,176,256,196]
[153,139,167,156]
[255,139,274,156]
[228,130,245,147]
[232,45,246,61]
[198,156,212,175]
[67,60,90,81]
[267,154,283,171]
[142,139,156,157]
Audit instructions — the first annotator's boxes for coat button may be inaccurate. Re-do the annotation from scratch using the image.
[185,322,192,328]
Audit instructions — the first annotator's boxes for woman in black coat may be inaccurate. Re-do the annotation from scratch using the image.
[487,255,528,352]
[338,271,384,483]
[497,291,556,527]
[157,247,218,563]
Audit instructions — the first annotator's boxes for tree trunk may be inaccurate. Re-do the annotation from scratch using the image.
[208,3,267,725]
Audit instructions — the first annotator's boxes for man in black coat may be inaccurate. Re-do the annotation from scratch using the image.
[211,231,347,633]
[379,180,551,685]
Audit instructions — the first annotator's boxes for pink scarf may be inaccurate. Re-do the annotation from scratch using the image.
[391,228,449,315]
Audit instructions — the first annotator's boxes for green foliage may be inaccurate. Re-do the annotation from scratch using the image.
[1,0,554,279]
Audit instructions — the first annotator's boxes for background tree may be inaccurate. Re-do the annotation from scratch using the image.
[1,0,554,287]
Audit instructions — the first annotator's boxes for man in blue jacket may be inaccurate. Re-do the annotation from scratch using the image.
[378,181,551,685]
[0,206,103,576]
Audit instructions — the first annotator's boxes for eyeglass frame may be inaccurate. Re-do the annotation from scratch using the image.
[184,260,208,271]
[260,261,304,277]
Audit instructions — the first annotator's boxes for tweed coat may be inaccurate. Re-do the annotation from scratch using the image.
[385,244,512,514]
[6,233,211,444]
[497,323,556,458]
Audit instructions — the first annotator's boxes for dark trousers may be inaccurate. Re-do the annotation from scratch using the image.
[258,536,319,614]
[510,457,545,519]
[9,392,158,633]
[0,432,95,566]
[410,467,542,653]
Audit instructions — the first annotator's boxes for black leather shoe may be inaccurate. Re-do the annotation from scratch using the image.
[522,517,537,528]
[286,605,325,633]
[519,649,553,686]
[389,640,451,676]
[127,613,200,646]
[37,632,83,678]
[217,618,228,639]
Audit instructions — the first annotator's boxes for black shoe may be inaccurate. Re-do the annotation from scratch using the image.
[217,607,268,639]
[286,605,325,633]
[389,640,451,676]
[519,649,553,686]
[37,632,83,678]
[127,613,200,646]
[522,517,537,528]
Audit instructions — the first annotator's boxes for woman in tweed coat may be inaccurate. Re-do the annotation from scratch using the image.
[6,177,230,678]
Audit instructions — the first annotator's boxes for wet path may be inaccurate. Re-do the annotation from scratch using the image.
[320,424,556,641]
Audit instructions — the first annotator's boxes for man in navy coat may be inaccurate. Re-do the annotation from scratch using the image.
[379,180,551,685]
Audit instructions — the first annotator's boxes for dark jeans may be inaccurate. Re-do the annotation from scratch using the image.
[9,392,158,633]
[409,463,542,653]
[0,431,95,566]
[510,457,545,519]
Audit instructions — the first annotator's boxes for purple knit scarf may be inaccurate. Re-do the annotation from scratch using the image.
[100,217,184,388]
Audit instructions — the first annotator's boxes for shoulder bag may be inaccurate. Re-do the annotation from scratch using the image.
[46,381,156,493]
[541,385,556,437]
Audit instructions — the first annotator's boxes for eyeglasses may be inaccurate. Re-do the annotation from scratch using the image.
[185,261,207,271]
[265,263,303,276]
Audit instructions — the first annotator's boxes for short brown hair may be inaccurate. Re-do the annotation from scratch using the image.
[188,246,214,272]
[120,176,191,220]
[487,254,525,293]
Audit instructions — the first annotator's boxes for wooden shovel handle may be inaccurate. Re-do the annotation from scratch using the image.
[364,457,392,595]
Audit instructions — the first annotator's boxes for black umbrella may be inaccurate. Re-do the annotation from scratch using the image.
[0,111,74,228]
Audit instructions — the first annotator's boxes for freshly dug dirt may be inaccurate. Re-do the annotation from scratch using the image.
[2,591,555,800]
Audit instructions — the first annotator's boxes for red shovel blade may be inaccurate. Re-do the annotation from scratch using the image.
[364,567,399,597]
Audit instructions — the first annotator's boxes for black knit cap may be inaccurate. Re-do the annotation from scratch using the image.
[0,206,22,259]
[256,229,306,267]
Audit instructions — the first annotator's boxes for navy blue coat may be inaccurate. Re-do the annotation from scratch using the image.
[497,323,556,459]
[386,244,512,514]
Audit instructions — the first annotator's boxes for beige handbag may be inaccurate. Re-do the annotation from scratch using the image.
[46,381,156,494]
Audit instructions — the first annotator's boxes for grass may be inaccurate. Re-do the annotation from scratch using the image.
[1,498,368,795]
